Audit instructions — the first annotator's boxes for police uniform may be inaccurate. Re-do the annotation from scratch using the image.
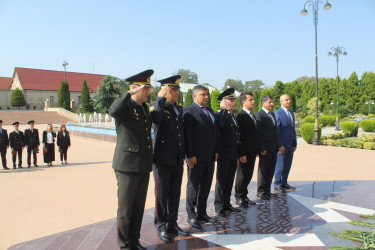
[149,75,189,243]
[0,120,9,170]
[214,88,241,216]
[108,70,154,250]
[24,120,40,167]
[9,122,24,169]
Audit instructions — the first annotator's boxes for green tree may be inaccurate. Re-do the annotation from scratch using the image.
[346,71,360,113]
[10,88,26,109]
[175,69,198,84]
[81,80,93,112]
[184,89,193,107]
[177,90,183,106]
[244,80,264,91]
[57,81,71,110]
[307,97,322,116]
[206,90,211,108]
[253,90,261,113]
[210,89,221,111]
[272,80,284,110]
[93,75,127,112]
[223,79,244,91]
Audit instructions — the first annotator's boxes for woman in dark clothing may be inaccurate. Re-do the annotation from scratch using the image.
[57,124,71,165]
[43,124,56,166]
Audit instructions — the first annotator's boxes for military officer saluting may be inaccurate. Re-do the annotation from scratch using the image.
[214,88,241,217]
[108,69,154,250]
[9,122,25,169]
[149,75,189,243]
[24,120,40,168]
[0,120,10,170]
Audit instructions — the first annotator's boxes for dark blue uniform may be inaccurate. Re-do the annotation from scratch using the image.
[0,128,9,169]
[9,130,24,168]
[214,109,240,213]
[150,97,184,231]
[24,128,40,167]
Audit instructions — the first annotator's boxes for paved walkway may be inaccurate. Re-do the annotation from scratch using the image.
[1,124,374,249]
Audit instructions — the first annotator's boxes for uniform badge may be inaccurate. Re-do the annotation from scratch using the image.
[149,105,155,112]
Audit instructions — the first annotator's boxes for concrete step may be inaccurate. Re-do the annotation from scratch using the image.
[0,111,73,125]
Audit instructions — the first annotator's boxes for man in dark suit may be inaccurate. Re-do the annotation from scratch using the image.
[184,85,218,229]
[24,120,40,168]
[0,120,9,170]
[9,122,25,169]
[108,70,154,250]
[255,95,279,201]
[274,94,297,193]
[149,75,189,243]
[214,88,241,217]
[235,92,260,208]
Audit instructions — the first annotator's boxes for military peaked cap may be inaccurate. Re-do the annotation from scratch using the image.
[12,122,19,126]
[125,69,154,87]
[217,88,235,101]
[157,75,181,89]
[28,120,35,124]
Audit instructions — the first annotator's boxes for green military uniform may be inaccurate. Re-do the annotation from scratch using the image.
[108,69,154,250]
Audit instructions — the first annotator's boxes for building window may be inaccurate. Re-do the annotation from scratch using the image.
[50,96,54,102]
[78,96,81,104]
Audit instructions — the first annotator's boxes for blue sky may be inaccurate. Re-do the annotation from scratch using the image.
[1,0,374,89]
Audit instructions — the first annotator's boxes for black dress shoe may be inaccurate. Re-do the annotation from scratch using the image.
[28,165,31,168]
[243,197,256,205]
[13,166,16,169]
[257,193,270,201]
[226,205,240,213]
[34,164,39,167]
[217,209,227,217]
[158,228,171,243]
[187,218,202,229]
[168,225,190,236]
[274,186,286,193]
[132,242,146,250]
[197,215,217,224]
[3,166,9,170]
[236,199,248,208]
[284,184,296,191]
[267,193,278,198]
[18,166,23,168]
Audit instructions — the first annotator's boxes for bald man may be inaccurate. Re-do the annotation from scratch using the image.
[273,94,297,193]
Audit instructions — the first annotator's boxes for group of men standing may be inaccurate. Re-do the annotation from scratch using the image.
[109,69,297,250]
[0,120,40,170]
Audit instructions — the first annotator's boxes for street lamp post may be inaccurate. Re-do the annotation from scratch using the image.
[62,60,69,82]
[328,45,347,131]
[366,100,374,115]
[301,0,332,145]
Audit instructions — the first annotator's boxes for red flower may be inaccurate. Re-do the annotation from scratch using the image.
[11,149,17,156]
[43,146,48,154]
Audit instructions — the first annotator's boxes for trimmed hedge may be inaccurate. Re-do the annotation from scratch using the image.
[360,119,375,132]
[340,121,358,136]
[318,115,336,127]
[303,116,315,124]
[359,134,375,142]
[300,123,322,144]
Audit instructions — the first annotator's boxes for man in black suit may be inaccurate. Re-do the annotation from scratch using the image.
[214,88,241,217]
[184,85,218,229]
[235,92,260,208]
[24,120,40,168]
[149,75,189,243]
[9,122,25,169]
[0,120,9,170]
[255,95,279,201]
[108,70,154,250]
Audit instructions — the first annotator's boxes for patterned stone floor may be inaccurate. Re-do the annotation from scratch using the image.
[9,180,375,249]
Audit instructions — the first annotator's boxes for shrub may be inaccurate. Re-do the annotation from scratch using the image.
[300,123,322,144]
[295,128,301,137]
[359,134,375,142]
[369,114,375,118]
[360,119,375,132]
[364,142,375,150]
[352,141,364,149]
[318,116,329,127]
[303,116,315,124]
[341,121,358,137]
[328,115,336,126]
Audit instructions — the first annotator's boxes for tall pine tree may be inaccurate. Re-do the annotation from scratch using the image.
[184,89,193,107]
[81,80,93,112]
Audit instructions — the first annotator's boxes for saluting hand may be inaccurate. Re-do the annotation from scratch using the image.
[128,85,145,95]
[187,156,197,168]
[157,85,169,97]
[215,153,218,161]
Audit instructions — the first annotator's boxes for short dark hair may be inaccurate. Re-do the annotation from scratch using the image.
[239,92,253,106]
[192,85,208,95]
[261,95,273,103]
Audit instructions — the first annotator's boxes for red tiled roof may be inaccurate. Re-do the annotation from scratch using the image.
[0,77,11,90]
[14,67,106,92]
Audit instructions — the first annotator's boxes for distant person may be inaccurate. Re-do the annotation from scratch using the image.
[255,95,279,201]
[184,85,218,229]
[24,120,40,168]
[235,92,260,208]
[273,94,297,193]
[0,120,10,170]
[9,122,24,169]
[214,88,241,218]
[57,124,71,165]
[108,69,154,250]
[43,124,56,166]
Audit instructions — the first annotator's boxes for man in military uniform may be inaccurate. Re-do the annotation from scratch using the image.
[24,120,40,168]
[149,75,189,243]
[9,122,24,169]
[108,69,154,250]
[214,88,241,217]
[0,120,9,170]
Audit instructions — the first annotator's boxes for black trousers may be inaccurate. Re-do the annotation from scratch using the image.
[186,160,215,219]
[214,159,237,212]
[235,154,256,200]
[59,147,68,161]
[12,147,22,167]
[257,151,277,195]
[0,147,7,168]
[115,170,149,248]
[27,146,38,166]
[153,164,183,230]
